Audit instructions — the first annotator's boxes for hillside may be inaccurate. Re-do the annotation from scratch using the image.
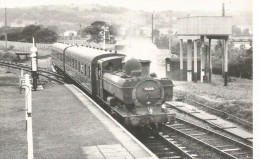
[0,4,253,35]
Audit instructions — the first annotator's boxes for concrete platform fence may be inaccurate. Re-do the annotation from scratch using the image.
[0,41,52,52]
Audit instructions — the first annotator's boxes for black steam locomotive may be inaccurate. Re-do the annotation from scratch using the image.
[51,43,174,128]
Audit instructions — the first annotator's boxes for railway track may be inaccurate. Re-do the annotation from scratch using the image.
[173,94,253,130]
[166,99,253,144]
[161,118,253,159]
[134,129,198,159]
[0,61,65,84]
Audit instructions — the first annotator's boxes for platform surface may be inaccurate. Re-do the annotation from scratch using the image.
[0,83,157,159]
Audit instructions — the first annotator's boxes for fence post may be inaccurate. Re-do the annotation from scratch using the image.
[19,69,24,94]
[24,75,29,127]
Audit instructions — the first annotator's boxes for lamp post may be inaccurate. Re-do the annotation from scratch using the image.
[30,38,38,91]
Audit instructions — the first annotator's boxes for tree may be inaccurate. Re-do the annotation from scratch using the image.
[35,28,58,43]
[242,28,250,36]
[0,25,58,43]
[154,35,169,49]
[22,25,58,43]
[232,25,242,37]
[6,31,24,42]
[139,29,144,37]
[22,25,41,41]
[83,25,102,43]
[82,21,118,44]
[213,40,223,58]
[171,42,187,56]
[153,29,160,39]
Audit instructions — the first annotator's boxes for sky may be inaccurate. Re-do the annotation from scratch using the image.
[0,0,252,12]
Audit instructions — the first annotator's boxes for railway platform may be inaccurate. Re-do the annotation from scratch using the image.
[0,72,157,158]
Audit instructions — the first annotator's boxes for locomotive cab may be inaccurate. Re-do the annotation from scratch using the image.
[97,56,125,99]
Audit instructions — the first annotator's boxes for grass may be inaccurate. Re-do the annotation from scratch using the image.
[172,75,253,122]
[0,67,20,86]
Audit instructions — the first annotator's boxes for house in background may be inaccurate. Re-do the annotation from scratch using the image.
[63,31,78,40]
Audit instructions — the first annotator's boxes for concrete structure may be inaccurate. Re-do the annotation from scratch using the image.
[165,57,201,81]
[177,16,232,86]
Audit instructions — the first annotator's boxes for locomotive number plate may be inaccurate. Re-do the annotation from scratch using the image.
[144,87,154,91]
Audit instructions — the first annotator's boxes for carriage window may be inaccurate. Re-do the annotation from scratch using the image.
[103,62,114,71]
[88,66,91,78]
[84,65,87,76]
[75,60,77,70]
[80,64,84,74]
[72,59,74,68]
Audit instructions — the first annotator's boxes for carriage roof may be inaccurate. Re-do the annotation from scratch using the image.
[52,43,125,64]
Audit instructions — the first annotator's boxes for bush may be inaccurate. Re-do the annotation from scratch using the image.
[0,52,17,61]
[0,25,58,43]
[212,42,253,79]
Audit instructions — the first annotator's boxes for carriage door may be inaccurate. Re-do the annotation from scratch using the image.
[96,62,104,98]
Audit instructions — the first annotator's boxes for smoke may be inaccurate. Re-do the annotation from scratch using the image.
[121,37,164,78]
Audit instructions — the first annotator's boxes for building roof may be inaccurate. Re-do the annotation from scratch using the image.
[177,16,232,36]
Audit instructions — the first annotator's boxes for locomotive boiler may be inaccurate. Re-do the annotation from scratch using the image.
[51,43,174,128]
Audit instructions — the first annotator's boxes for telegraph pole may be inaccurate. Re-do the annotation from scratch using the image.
[79,23,82,39]
[222,3,225,77]
[222,3,225,16]
[169,15,173,53]
[4,5,8,50]
[151,13,154,43]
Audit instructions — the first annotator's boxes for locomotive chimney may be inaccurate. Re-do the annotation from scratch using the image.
[140,60,151,77]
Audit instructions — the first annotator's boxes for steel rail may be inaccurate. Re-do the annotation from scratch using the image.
[174,94,253,129]
[0,61,64,78]
[156,132,197,159]
[0,62,65,84]
[165,101,253,144]
[163,118,253,159]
